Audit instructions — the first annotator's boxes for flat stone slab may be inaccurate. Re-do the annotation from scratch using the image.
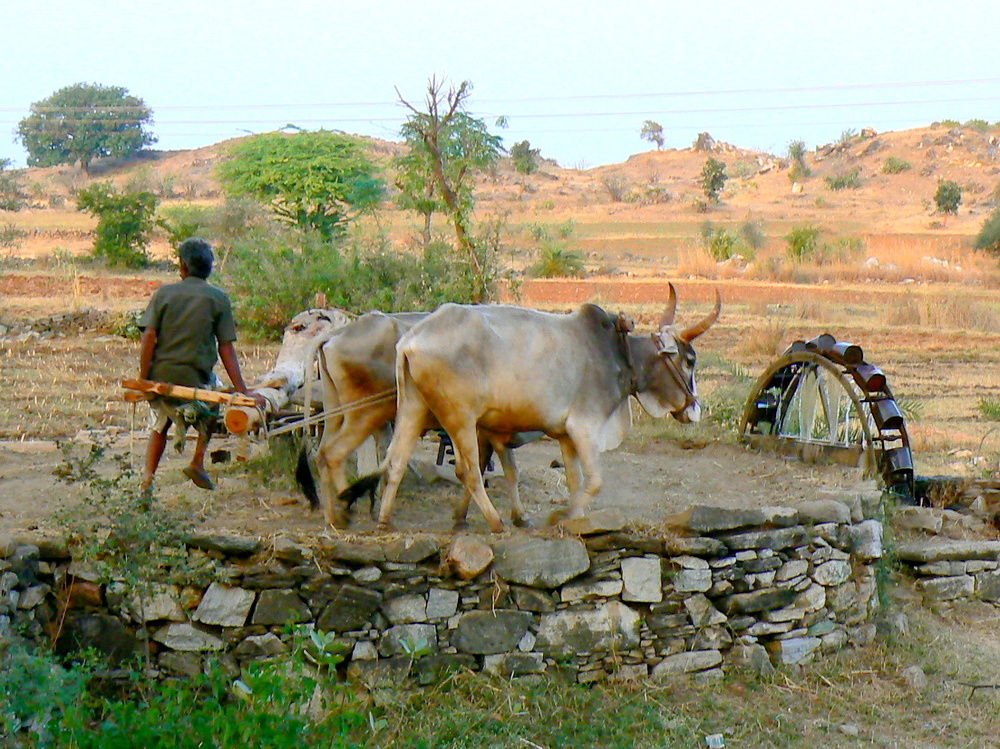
[896,540,1000,563]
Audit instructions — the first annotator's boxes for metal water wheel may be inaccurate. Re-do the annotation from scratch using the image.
[739,335,914,499]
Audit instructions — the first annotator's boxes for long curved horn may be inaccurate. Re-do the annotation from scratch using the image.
[660,282,677,327]
[680,289,721,342]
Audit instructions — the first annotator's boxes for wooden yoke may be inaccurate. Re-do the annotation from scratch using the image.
[121,379,258,409]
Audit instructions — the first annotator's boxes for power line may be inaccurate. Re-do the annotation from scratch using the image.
[1,76,998,113]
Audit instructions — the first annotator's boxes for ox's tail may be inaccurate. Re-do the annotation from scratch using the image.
[295,447,320,511]
[338,473,380,510]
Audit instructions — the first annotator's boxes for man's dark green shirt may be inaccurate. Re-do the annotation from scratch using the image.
[139,277,238,387]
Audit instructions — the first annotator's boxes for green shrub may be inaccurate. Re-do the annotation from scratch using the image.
[76,182,158,268]
[784,225,821,261]
[881,156,911,174]
[156,203,217,248]
[739,218,766,250]
[979,396,1000,420]
[935,180,962,215]
[825,169,863,191]
[974,207,1000,255]
[965,119,990,133]
[510,140,540,175]
[222,229,499,338]
[0,221,26,251]
[700,157,728,202]
[0,641,92,747]
[530,244,585,277]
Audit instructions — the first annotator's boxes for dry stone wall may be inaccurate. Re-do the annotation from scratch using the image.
[893,506,1000,605]
[1,499,885,685]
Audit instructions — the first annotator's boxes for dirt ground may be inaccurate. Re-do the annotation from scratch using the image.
[0,270,882,541]
[0,424,875,541]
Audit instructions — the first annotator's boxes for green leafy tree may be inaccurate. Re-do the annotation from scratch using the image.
[974,207,1000,255]
[640,120,665,150]
[76,181,158,267]
[510,140,540,175]
[0,158,25,211]
[787,140,811,182]
[216,130,384,240]
[396,78,505,300]
[934,179,962,215]
[16,83,155,174]
[700,157,728,203]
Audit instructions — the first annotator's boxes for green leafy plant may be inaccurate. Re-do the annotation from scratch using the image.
[0,640,93,747]
[0,158,25,210]
[217,130,384,241]
[787,140,811,182]
[825,168,863,191]
[978,396,1000,421]
[700,224,740,261]
[974,207,1000,255]
[76,181,158,268]
[530,245,585,278]
[934,179,963,215]
[510,140,541,175]
[395,78,504,300]
[640,120,665,150]
[700,157,728,202]
[881,156,912,174]
[784,225,821,261]
[16,83,156,173]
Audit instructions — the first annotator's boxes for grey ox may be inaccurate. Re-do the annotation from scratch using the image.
[360,283,720,532]
[302,311,527,528]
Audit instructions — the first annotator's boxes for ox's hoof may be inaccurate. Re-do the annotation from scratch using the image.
[452,520,471,532]
[547,509,567,526]
[512,516,532,529]
[377,522,394,533]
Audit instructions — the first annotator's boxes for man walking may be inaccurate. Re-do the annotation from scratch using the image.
[138,237,262,492]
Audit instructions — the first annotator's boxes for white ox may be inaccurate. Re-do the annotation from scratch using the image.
[364,284,720,532]
[303,311,527,528]
[224,308,353,435]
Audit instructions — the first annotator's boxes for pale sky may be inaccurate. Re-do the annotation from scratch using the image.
[2,0,998,169]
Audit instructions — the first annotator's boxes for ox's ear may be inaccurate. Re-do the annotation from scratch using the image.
[679,289,721,343]
[659,282,678,327]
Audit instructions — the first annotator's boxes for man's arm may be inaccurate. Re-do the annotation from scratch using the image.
[219,340,267,408]
[218,340,249,393]
[139,327,157,380]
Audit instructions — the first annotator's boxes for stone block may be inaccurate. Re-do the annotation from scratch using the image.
[651,649,722,677]
[796,499,852,524]
[917,575,975,601]
[559,508,626,536]
[535,601,640,655]
[316,584,382,633]
[193,583,256,627]
[252,589,312,626]
[482,652,546,677]
[767,636,820,665]
[153,622,225,652]
[426,588,460,620]
[446,536,494,580]
[382,593,428,624]
[453,610,533,655]
[561,579,623,603]
[492,537,590,589]
[379,623,438,657]
[621,557,662,603]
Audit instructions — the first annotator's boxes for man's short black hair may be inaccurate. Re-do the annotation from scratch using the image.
[179,237,214,278]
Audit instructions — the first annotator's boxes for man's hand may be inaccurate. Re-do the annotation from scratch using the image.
[246,391,269,411]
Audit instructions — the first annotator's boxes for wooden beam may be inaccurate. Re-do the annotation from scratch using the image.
[121,379,258,408]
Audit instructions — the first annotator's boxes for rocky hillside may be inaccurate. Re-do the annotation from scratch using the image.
[8,123,1000,259]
